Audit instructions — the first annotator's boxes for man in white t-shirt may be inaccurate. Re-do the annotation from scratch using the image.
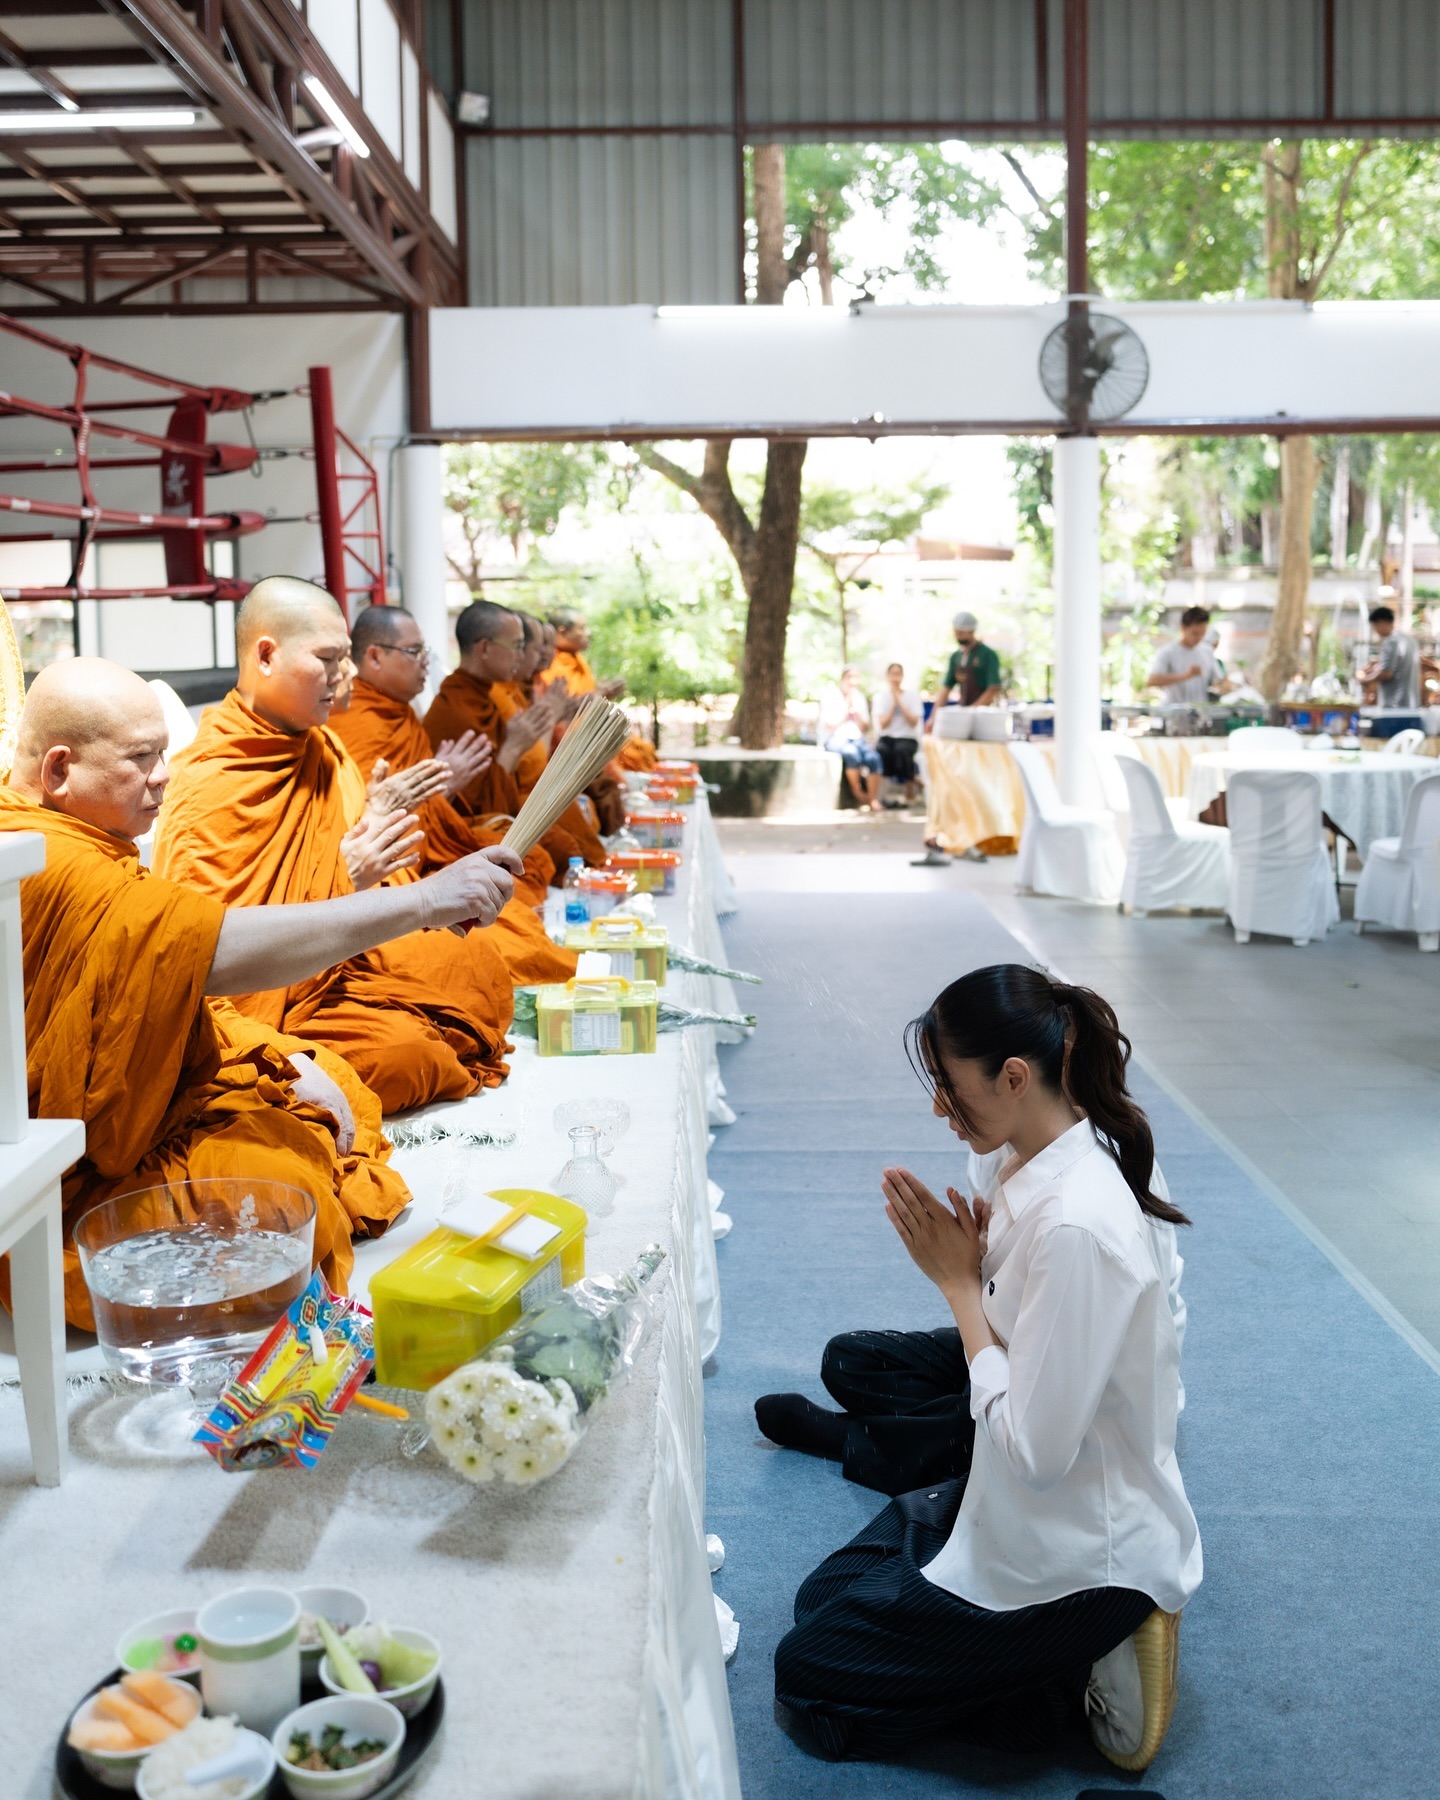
[1147,606,1233,705]
[873,661,923,807]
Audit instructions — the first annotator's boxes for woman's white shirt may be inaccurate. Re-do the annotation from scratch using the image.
[925,1120,1202,1614]
[873,687,923,741]
[966,1144,1187,1411]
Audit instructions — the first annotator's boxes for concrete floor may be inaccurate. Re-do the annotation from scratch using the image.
[716,810,1440,1359]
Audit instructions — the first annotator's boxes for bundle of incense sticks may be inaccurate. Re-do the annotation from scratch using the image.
[502,693,631,859]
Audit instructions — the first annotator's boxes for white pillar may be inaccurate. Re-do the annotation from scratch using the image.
[397,441,449,696]
[1052,435,1103,807]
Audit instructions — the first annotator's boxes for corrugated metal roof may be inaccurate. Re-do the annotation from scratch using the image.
[466,133,739,303]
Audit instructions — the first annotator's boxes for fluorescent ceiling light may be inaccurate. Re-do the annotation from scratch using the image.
[302,76,369,158]
[0,107,197,131]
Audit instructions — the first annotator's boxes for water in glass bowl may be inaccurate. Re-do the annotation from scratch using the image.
[85,1224,311,1386]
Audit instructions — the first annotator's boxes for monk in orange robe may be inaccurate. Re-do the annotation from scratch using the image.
[328,604,576,987]
[0,659,515,1326]
[540,608,657,772]
[154,578,525,1116]
[424,600,606,869]
[494,611,607,864]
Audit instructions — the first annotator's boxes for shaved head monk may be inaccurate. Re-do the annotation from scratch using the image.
[0,657,515,1327]
[154,577,526,1114]
[423,599,607,869]
[543,607,656,772]
[325,603,575,985]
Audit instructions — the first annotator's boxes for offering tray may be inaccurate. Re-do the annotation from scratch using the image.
[55,1667,445,1800]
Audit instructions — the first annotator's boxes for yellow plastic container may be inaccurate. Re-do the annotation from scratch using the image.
[536,976,659,1056]
[563,915,668,986]
[370,1188,587,1390]
[605,849,681,894]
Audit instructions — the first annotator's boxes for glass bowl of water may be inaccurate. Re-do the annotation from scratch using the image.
[74,1180,315,1451]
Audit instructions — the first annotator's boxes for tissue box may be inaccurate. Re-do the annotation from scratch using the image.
[536,976,659,1056]
[622,808,685,849]
[370,1188,587,1390]
[564,915,668,985]
[605,849,681,894]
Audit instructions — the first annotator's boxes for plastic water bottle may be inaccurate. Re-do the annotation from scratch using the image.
[563,857,588,925]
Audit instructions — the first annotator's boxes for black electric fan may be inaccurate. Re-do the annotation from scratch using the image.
[1038,310,1149,426]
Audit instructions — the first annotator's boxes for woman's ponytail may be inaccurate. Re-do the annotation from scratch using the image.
[1051,984,1189,1226]
[905,964,1190,1227]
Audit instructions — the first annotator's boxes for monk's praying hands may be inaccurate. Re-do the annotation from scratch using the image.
[432,729,493,797]
[366,756,449,819]
[342,808,424,891]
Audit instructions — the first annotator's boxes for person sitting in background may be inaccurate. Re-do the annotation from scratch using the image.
[1358,604,1421,709]
[819,665,883,812]
[1146,606,1233,704]
[545,606,625,701]
[929,611,1003,726]
[873,662,923,808]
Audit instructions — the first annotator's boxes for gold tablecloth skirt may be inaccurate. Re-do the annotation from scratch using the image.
[922,738,1024,855]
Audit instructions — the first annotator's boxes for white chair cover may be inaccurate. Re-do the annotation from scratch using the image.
[1116,755,1230,914]
[1226,725,1305,760]
[1382,728,1426,756]
[1226,769,1340,945]
[1010,742,1123,902]
[1353,770,1440,948]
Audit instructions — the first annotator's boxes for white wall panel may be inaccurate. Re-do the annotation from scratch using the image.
[429,300,1440,435]
[402,38,422,188]
[359,0,403,159]
[307,0,360,94]
[427,90,457,243]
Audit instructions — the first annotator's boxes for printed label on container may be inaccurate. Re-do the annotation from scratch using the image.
[571,1011,623,1052]
[602,950,635,980]
[520,1257,563,1312]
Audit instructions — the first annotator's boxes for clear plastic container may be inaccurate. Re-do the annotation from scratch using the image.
[563,914,668,985]
[604,850,682,895]
[536,977,659,1055]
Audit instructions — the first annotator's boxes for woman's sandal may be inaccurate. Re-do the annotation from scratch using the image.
[1085,1606,1181,1771]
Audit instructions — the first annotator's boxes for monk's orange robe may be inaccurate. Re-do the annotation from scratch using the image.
[0,790,408,1328]
[326,681,575,988]
[546,648,597,696]
[153,691,515,1116]
[423,668,606,871]
[618,735,659,772]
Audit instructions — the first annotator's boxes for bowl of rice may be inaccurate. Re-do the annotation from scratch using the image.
[136,1716,275,1800]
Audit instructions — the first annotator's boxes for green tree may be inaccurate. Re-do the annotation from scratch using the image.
[798,478,950,661]
[997,137,1440,695]
[443,443,608,586]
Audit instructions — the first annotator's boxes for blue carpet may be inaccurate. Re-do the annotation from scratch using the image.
[707,890,1440,1799]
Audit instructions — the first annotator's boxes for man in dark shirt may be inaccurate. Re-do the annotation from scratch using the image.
[932,611,1004,714]
[915,612,1005,868]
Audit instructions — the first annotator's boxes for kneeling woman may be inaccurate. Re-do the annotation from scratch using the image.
[774,966,1201,1767]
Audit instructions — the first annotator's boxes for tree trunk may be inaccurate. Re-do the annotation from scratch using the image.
[1257,434,1318,699]
[752,144,788,305]
[1328,440,1350,568]
[733,438,808,746]
[1258,140,1310,698]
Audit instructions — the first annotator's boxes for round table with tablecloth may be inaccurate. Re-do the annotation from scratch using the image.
[1183,751,1435,858]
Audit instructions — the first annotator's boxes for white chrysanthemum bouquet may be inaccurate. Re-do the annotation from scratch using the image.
[425,1245,665,1485]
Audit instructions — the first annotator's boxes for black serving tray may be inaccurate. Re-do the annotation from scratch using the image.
[55,1668,445,1800]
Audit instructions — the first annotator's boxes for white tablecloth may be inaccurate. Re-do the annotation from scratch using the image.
[1185,753,1434,857]
[0,796,743,1800]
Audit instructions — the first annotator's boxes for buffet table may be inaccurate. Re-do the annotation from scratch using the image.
[0,797,744,1800]
[921,737,1025,854]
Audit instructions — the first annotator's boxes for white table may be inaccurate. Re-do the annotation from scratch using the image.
[1185,752,1435,858]
[0,796,744,1800]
